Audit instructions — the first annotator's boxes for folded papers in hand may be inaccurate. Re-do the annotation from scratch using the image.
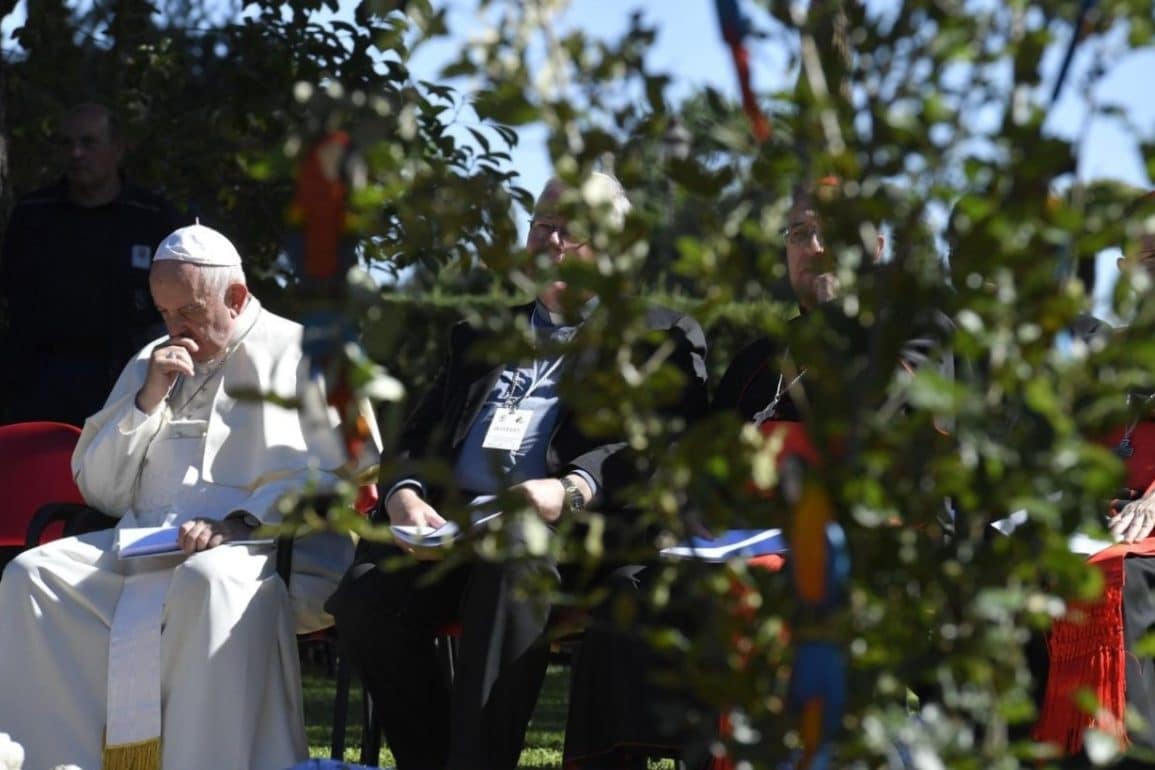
[390,495,503,548]
[115,526,273,559]
[660,528,789,562]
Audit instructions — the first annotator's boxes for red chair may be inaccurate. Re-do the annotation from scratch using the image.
[0,421,378,760]
[0,421,90,573]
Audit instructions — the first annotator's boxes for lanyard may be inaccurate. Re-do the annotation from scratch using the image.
[502,355,565,410]
[752,348,806,426]
[501,308,569,409]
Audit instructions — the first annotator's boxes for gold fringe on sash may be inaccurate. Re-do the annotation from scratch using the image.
[102,736,161,770]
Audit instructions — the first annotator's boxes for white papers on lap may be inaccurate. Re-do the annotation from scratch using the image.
[989,506,1115,556]
[115,526,274,559]
[389,495,502,548]
[116,527,183,558]
[1067,533,1116,556]
[660,529,789,562]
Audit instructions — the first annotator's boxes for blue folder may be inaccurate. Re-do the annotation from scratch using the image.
[660,528,789,562]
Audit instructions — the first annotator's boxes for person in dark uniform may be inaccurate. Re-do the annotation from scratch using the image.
[0,102,181,426]
[326,172,709,770]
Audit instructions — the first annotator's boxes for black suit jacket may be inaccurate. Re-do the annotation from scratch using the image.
[714,300,955,423]
[382,300,709,514]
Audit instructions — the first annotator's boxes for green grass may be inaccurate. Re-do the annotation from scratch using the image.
[299,641,674,769]
[300,643,568,768]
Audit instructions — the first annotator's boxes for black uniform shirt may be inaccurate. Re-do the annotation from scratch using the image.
[1,179,180,356]
[0,179,181,423]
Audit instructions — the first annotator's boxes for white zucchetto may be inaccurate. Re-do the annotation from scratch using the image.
[153,224,242,267]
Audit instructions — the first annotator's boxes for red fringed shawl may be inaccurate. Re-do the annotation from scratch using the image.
[1035,422,1155,753]
[1035,539,1155,753]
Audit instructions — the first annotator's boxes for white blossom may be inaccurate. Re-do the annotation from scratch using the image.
[0,734,22,770]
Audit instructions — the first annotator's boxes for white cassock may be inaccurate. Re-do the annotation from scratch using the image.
[0,297,381,770]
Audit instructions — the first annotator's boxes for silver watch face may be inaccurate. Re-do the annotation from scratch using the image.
[564,481,584,511]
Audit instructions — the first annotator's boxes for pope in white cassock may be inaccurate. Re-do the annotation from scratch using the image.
[0,224,381,770]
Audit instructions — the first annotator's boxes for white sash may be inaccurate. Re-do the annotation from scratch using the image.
[105,567,173,758]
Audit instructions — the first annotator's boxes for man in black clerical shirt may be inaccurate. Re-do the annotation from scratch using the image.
[327,172,709,770]
[0,102,181,426]
[715,180,952,423]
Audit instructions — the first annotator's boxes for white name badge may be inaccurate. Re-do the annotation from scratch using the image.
[482,408,533,451]
[131,244,152,269]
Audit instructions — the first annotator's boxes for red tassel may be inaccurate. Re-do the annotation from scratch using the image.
[1034,558,1128,753]
[727,41,771,142]
[1035,540,1155,754]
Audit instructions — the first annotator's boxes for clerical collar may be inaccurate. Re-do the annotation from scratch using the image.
[533,296,600,328]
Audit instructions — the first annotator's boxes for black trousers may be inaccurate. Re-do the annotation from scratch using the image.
[564,565,720,770]
[326,525,559,770]
[1122,556,1155,759]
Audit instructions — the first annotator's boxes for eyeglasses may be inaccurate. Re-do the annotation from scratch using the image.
[783,224,823,247]
[529,219,585,247]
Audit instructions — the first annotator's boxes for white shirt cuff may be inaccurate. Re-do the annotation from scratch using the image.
[384,479,425,506]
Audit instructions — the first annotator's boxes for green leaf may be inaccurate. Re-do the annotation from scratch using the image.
[473,85,538,126]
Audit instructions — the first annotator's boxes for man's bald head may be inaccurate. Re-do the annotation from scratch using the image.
[527,172,632,312]
[532,172,632,231]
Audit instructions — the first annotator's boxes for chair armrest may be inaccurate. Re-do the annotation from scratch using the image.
[64,507,119,538]
[274,492,342,588]
[274,489,370,587]
[26,503,116,547]
[275,532,295,586]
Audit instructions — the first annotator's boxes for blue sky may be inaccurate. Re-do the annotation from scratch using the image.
[394,0,1154,313]
[390,1,1155,193]
[4,0,1150,192]
[4,0,1153,306]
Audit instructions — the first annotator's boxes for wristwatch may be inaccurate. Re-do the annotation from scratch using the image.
[229,511,262,531]
[559,476,586,514]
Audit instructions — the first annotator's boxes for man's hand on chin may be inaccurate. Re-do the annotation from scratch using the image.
[813,273,841,305]
[136,337,199,414]
[177,516,254,553]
